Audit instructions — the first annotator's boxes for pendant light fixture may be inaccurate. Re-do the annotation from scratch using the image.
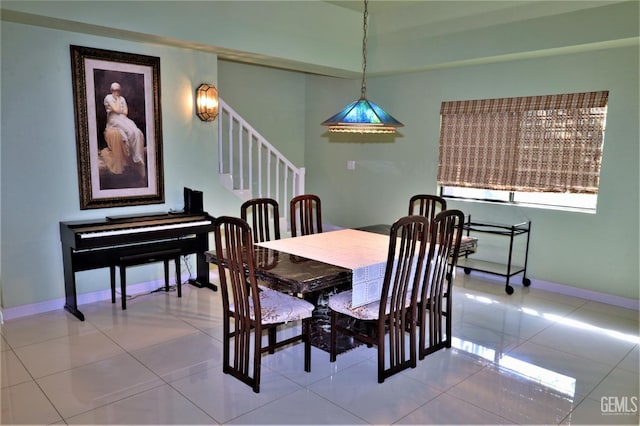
[322,0,403,134]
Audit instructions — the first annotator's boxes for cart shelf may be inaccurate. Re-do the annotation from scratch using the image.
[460,217,532,295]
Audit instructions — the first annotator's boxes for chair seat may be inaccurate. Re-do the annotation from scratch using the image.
[328,290,413,321]
[231,287,314,324]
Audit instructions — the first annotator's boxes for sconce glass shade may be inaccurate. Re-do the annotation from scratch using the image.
[196,83,219,121]
[322,97,403,134]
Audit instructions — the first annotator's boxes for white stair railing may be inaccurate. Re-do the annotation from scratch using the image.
[217,98,305,226]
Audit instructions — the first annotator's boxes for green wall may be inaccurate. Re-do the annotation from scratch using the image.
[1,1,638,313]
[217,61,307,167]
[304,46,639,300]
[0,21,238,307]
[1,0,352,311]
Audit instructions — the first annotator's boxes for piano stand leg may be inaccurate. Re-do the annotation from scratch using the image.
[64,304,85,321]
[63,247,85,321]
[189,251,218,291]
[110,265,116,303]
[188,279,218,291]
[175,258,182,297]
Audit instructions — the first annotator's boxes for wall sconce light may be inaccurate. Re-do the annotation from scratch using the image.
[196,83,219,121]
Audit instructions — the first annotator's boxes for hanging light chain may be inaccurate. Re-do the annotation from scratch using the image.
[361,0,368,98]
[320,0,403,133]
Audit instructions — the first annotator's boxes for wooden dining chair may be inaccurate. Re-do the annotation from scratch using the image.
[408,194,449,343]
[408,194,446,220]
[213,216,314,393]
[418,209,464,359]
[241,198,280,271]
[290,194,322,237]
[328,215,431,383]
[241,197,281,243]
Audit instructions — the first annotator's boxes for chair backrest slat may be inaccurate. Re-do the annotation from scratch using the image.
[214,216,261,327]
[241,198,281,243]
[408,194,446,243]
[379,215,430,318]
[290,194,322,237]
[423,209,464,315]
[408,194,446,221]
[375,215,431,375]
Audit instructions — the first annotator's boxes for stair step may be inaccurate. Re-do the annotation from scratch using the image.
[234,189,253,201]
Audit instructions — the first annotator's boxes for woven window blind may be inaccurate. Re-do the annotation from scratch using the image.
[438,91,608,194]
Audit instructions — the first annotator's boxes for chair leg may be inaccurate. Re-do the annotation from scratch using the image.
[377,321,385,384]
[253,328,262,393]
[268,328,276,354]
[419,303,427,360]
[303,318,311,372]
[222,315,231,375]
[445,311,451,348]
[120,266,127,310]
[410,314,417,369]
[329,310,338,362]
[445,294,452,348]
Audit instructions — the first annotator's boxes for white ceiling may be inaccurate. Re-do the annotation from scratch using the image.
[326,1,627,39]
[1,1,633,78]
[317,0,634,77]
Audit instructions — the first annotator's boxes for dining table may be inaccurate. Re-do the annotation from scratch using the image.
[204,226,477,353]
[205,228,391,353]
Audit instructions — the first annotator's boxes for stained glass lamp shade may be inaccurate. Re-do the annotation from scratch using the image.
[321,0,403,134]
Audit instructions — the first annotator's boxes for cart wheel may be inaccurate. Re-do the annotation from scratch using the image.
[523,277,531,287]
[505,285,514,295]
[464,268,471,275]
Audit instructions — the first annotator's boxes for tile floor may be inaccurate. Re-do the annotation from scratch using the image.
[1,269,638,425]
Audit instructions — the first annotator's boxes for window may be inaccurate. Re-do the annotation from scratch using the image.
[437,91,608,211]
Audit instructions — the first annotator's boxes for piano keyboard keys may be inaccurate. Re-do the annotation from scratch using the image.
[79,220,213,239]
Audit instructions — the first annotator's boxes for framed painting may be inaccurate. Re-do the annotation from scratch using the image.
[70,45,164,209]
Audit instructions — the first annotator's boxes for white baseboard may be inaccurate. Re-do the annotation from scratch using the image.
[1,271,637,321]
[1,279,168,322]
[459,268,639,311]
[529,277,639,311]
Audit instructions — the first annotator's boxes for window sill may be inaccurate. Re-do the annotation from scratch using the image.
[443,196,597,214]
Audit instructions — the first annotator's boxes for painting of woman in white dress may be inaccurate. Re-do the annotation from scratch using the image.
[100,81,147,183]
[71,45,163,209]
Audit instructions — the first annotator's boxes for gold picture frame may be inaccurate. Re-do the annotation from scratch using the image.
[70,45,164,209]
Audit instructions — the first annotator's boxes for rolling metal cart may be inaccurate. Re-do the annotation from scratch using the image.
[457,216,531,295]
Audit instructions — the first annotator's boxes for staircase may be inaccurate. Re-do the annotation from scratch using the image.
[217,98,305,227]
